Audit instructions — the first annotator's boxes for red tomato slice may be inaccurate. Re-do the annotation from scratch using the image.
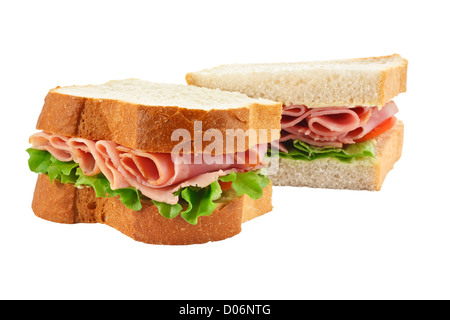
[219,180,233,191]
[355,116,397,143]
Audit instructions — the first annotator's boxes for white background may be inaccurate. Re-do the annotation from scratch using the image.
[1,0,449,300]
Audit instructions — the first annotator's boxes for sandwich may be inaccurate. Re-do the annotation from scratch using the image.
[186,54,407,190]
[27,79,282,245]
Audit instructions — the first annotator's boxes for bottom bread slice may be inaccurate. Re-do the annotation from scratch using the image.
[32,174,273,245]
[267,121,404,191]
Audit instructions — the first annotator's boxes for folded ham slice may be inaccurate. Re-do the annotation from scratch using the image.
[29,132,265,204]
[275,101,398,152]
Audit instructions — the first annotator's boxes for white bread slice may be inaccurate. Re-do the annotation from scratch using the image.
[186,54,407,108]
[265,121,404,191]
[36,79,282,153]
[54,78,278,110]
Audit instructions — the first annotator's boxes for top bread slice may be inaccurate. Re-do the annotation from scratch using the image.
[36,79,282,154]
[186,54,408,108]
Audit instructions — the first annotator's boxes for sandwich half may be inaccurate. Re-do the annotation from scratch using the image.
[27,79,282,245]
[186,54,407,190]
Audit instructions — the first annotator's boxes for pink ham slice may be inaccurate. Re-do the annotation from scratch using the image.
[30,132,73,162]
[275,101,398,150]
[94,141,131,190]
[29,132,264,204]
[307,107,371,136]
[66,138,101,176]
[347,101,398,140]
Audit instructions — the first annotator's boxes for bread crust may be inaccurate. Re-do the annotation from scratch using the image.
[36,91,281,154]
[373,121,404,189]
[377,55,408,107]
[31,175,273,245]
[267,121,404,190]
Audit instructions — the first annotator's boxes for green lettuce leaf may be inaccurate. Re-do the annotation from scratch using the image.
[268,140,375,163]
[180,181,222,224]
[26,148,52,174]
[107,187,142,211]
[27,148,269,224]
[74,168,110,197]
[152,200,183,219]
[48,158,79,183]
[219,170,270,199]
[26,148,78,183]
[152,181,222,224]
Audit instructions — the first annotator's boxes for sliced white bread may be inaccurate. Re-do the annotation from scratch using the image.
[186,54,408,108]
[36,79,282,153]
[54,78,277,110]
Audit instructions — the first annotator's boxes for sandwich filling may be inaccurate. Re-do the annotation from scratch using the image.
[269,101,399,162]
[27,131,269,224]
